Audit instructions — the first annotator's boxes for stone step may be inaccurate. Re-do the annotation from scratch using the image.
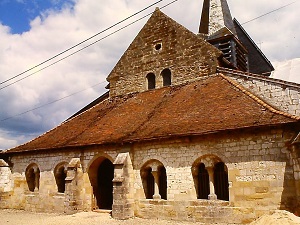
[93,209,112,214]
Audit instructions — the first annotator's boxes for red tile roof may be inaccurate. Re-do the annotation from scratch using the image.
[5,74,298,153]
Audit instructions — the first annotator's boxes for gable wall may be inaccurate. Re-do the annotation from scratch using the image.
[222,70,300,117]
[107,10,221,97]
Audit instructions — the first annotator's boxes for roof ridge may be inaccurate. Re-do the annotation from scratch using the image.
[219,73,300,120]
[217,67,300,89]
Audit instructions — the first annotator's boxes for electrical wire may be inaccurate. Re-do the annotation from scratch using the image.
[0,0,180,91]
[0,0,298,122]
[0,0,180,122]
[0,10,152,91]
[0,0,295,90]
[0,81,106,122]
[242,1,298,25]
[0,0,164,86]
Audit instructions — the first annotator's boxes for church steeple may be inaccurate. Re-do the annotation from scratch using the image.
[199,0,237,37]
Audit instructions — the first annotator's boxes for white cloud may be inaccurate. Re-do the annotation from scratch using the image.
[0,0,299,149]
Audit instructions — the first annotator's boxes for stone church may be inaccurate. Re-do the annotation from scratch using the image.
[1,0,300,223]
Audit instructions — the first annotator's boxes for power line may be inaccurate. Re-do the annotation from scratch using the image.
[0,0,181,122]
[0,0,180,91]
[0,10,152,91]
[0,0,164,86]
[242,1,298,25]
[0,81,106,122]
[0,0,294,91]
[0,0,296,122]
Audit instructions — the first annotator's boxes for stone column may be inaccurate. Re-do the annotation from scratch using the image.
[0,159,11,193]
[207,167,217,200]
[112,153,134,220]
[64,158,83,214]
[34,168,40,192]
[151,169,161,200]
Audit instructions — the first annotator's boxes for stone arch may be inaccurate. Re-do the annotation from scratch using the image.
[54,162,68,193]
[161,68,172,86]
[146,73,156,90]
[192,155,229,201]
[88,155,114,210]
[140,159,167,200]
[214,162,229,201]
[25,163,40,192]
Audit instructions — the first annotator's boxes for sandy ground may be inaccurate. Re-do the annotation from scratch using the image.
[0,209,206,225]
[1,209,300,225]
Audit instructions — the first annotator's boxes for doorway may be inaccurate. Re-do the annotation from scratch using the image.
[89,157,114,210]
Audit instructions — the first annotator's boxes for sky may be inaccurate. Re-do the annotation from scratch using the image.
[0,0,299,150]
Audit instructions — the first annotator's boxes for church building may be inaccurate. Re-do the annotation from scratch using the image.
[1,0,300,223]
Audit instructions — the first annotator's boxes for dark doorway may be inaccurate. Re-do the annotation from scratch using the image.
[96,158,114,209]
[214,162,229,201]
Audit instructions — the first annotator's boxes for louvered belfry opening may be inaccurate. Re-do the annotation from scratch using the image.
[197,163,210,199]
[214,162,229,201]
[211,37,248,72]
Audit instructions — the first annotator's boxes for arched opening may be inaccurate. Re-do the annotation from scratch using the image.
[214,162,229,201]
[197,163,210,199]
[141,160,167,200]
[25,164,40,192]
[146,73,156,90]
[88,157,114,210]
[158,166,167,200]
[142,167,154,199]
[54,163,67,193]
[161,68,171,86]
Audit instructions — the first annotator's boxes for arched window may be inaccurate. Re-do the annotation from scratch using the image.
[25,164,40,192]
[161,68,171,86]
[197,163,210,199]
[214,162,229,201]
[158,166,167,200]
[54,163,67,193]
[143,167,154,199]
[146,73,156,90]
[141,160,167,200]
[192,155,229,201]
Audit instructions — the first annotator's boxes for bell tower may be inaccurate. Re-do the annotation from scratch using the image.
[199,0,248,72]
[198,0,274,75]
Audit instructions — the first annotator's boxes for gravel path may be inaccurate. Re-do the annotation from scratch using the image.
[2,209,299,225]
[0,209,205,225]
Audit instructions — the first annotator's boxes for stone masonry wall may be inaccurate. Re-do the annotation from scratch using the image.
[107,9,221,97]
[132,126,297,220]
[220,68,300,117]
[0,159,12,192]
[0,125,298,223]
[0,147,118,213]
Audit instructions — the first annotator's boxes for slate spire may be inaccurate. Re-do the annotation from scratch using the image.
[199,0,237,37]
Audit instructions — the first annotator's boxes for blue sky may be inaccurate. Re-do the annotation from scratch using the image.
[0,0,75,34]
[0,0,299,150]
